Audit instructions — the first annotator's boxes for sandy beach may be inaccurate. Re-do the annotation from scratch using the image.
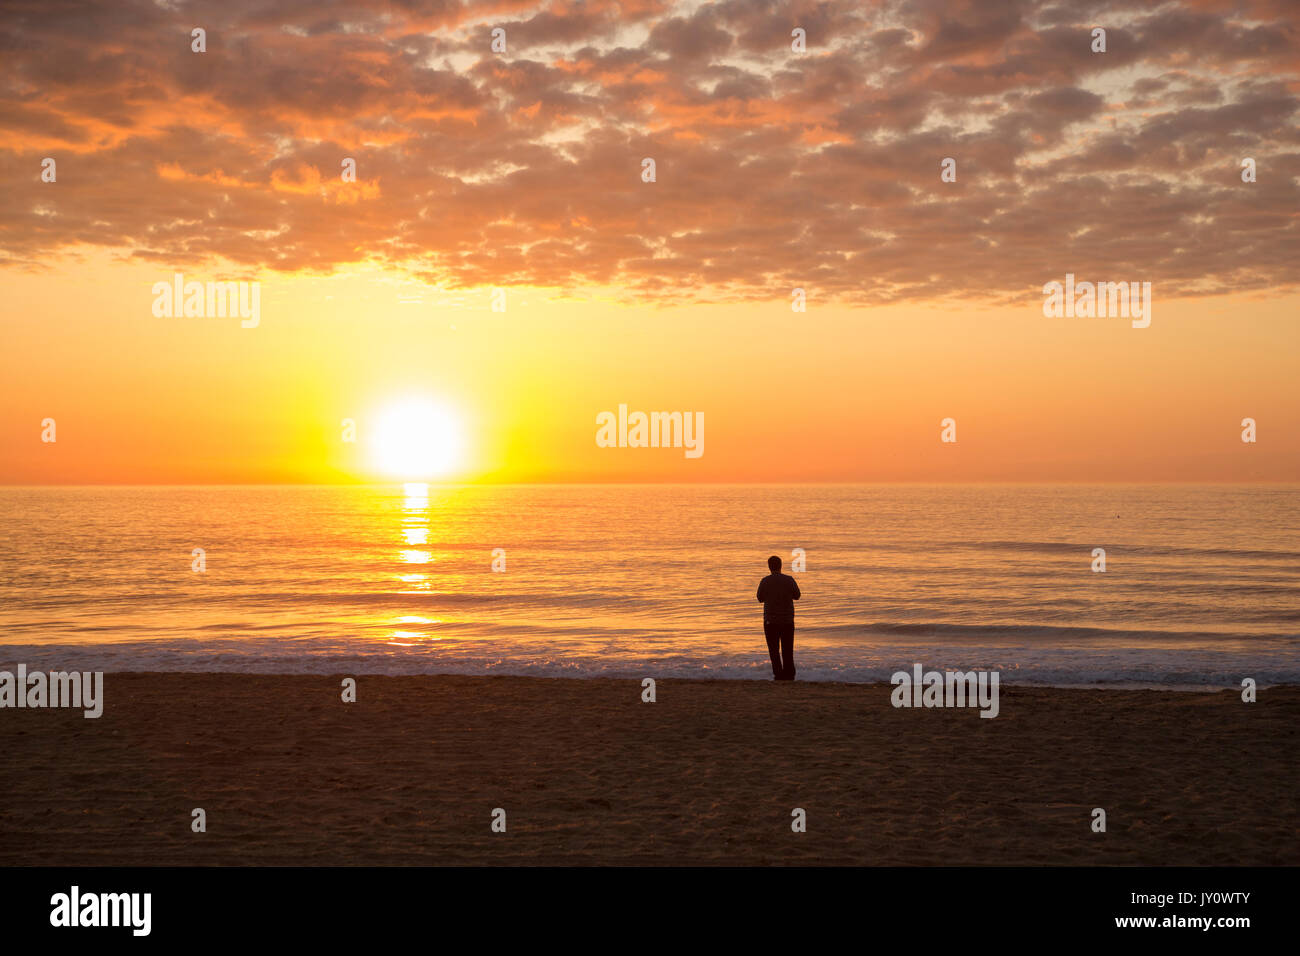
[1,673,1296,866]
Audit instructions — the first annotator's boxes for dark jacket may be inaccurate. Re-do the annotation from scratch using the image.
[757,572,801,621]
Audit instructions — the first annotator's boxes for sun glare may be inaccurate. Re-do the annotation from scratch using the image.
[369,398,465,479]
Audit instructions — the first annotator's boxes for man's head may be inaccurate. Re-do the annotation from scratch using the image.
[767,555,782,573]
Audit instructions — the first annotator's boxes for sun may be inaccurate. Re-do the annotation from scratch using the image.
[369,397,465,479]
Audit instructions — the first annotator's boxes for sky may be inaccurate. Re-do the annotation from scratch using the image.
[1,0,1297,483]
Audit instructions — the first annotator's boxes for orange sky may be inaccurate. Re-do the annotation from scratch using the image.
[2,255,1296,483]
[1,1,1297,483]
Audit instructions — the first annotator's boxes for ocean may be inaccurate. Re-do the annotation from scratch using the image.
[1,484,1297,687]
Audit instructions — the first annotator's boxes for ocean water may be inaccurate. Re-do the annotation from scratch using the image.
[1,484,1297,687]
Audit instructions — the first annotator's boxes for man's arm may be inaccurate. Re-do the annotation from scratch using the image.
[757,578,766,603]
[792,579,801,601]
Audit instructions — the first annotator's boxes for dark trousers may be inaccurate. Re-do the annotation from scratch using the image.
[763,618,795,681]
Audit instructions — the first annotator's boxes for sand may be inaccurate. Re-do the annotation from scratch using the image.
[0,673,1296,866]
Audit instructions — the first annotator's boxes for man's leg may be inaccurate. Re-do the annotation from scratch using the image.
[763,619,783,679]
[781,622,795,680]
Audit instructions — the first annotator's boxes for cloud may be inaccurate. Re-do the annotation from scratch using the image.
[0,0,1296,302]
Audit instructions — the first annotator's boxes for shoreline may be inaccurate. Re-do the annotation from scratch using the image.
[0,660,1285,693]
[1,673,1296,866]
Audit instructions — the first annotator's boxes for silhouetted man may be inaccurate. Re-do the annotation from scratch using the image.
[757,555,800,680]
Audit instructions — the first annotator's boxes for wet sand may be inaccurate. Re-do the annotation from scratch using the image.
[1,673,1296,865]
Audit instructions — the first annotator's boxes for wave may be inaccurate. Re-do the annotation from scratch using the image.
[837,621,1300,643]
[951,541,1300,561]
[2,638,1298,689]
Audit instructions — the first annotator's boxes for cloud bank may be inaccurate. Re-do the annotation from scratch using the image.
[1,0,1297,303]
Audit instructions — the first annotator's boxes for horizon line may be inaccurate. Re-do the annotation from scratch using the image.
[3,480,1297,488]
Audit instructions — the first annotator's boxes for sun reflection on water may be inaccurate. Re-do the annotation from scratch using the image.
[392,484,434,640]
